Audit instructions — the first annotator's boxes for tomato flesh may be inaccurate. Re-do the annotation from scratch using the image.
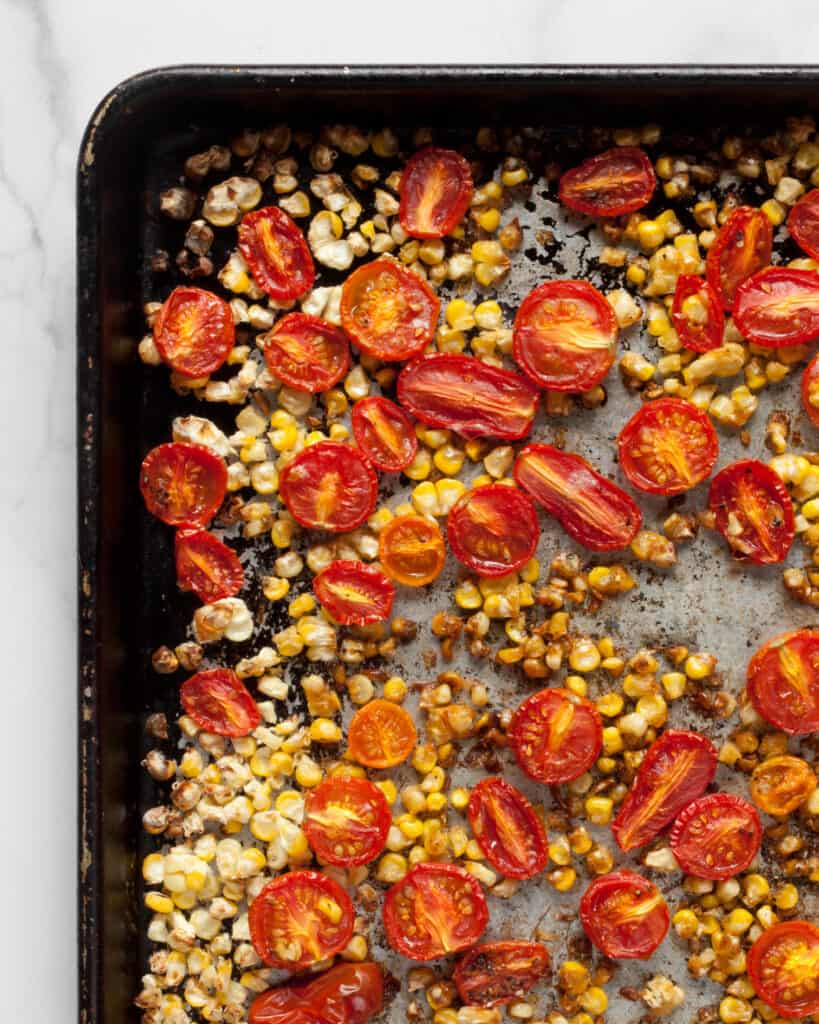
[748,920,819,1019]
[580,871,670,959]
[671,274,725,353]
[559,147,656,217]
[789,188,819,261]
[750,755,817,817]
[467,777,548,879]
[447,484,539,577]
[263,313,350,392]
[706,206,773,310]
[378,514,446,587]
[399,146,473,238]
[303,776,391,867]
[140,442,227,527]
[180,668,261,738]
[153,286,234,378]
[801,352,819,427]
[351,396,418,472]
[175,529,244,603]
[278,442,378,533]
[454,941,550,1008]
[747,629,819,735]
[313,560,395,626]
[509,688,602,784]
[347,699,417,769]
[734,266,819,347]
[238,206,315,301]
[669,793,762,880]
[708,459,794,565]
[249,962,384,1024]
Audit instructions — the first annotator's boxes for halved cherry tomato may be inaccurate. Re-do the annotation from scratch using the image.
[278,442,378,533]
[580,871,670,960]
[746,629,819,735]
[351,396,418,472]
[558,147,656,217]
[399,146,473,239]
[447,484,539,577]
[789,188,819,260]
[671,275,725,353]
[175,529,244,603]
[514,444,642,551]
[153,286,234,378]
[249,870,354,971]
[801,352,819,427]
[669,793,762,880]
[340,258,439,361]
[750,755,817,817]
[467,777,548,879]
[708,460,794,564]
[454,941,551,1008]
[508,688,602,784]
[513,280,618,391]
[237,206,314,301]
[382,861,489,960]
[378,514,446,587]
[347,699,417,768]
[262,313,350,392]
[180,668,261,737]
[612,729,717,852]
[706,206,773,311]
[140,442,227,527]
[313,560,395,626]
[303,776,391,867]
[249,962,384,1024]
[734,266,819,347]
[617,397,718,496]
[747,920,819,1019]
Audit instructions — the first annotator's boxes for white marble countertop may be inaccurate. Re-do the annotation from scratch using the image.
[3,1,819,1020]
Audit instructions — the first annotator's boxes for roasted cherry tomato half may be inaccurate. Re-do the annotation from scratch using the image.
[262,312,350,392]
[734,266,819,347]
[467,777,548,880]
[180,668,261,738]
[746,628,819,735]
[580,871,670,960]
[447,484,539,577]
[708,459,795,565]
[512,279,618,392]
[788,188,819,261]
[175,528,244,603]
[140,442,227,527]
[378,514,446,587]
[382,861,489,961]
[669,793,762,880]
[278,442,378,533]
[249,962,384,1024]
[514,443,642,551]
[750,755,817,817]
[312,560,395,626]
[347,699,417,769]
[558,146,656,218]
[747,920,819,1019]
[153,286,234,378]
[350,396,418,473]
[399,146,473,239]
[303,776,391,867]
[454,941,551,1009]
[237,206,315,301]
[617,397,718,496]
[612,729,717,852]
[340,257,439,362]
[249,870,354,971]
[801,352,819,427]
[706,205,773,311]
[509,688,603,784]
[671,274,725,353]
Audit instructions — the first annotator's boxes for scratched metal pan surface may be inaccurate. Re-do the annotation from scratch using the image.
[78,66,819,1024]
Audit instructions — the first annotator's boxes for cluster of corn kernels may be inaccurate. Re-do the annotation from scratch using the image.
[764,449,819,605]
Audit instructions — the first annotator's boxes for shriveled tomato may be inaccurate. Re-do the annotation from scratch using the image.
[175,529,244,603]
[789,188,819,261]
[447,484,539,577]
[399,146,473,238]
[734,266,819,347]
[513,280,618,391]
[313,560,394,626]
[671,275,725,353]
[750,755,817,817]
[708,460,794,564]
[140,442,227,527]
[340,258,439,361]
[514,444,642,551]
[612,730,717,852]
[378,514,446,587]
[263,313,350,392]
[801,352,819,427]
[347,699,417,769]
[398,353,539,440]
[238,206,314,301]
[249,871,354,971]
[153,286,234,378]
[580,871,670,960]
[509,688,602,784]
[558,147,656,217]
[383,862,488,960]
[278,442,378,533]
[454,941,550,1008]
[617,398,718,495]
[303,776,391,867]
[351,396,418,472]
[748,920,819,1019]
[249,962,384,1024]
[467,777,548,879]
[180,668,261,737]
[746,629,819,735]
[669,793,762,880]
[706,206,773,310]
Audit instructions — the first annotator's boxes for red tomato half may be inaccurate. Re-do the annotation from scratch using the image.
[312,560,395,626]
[509,688,602,784]
[746,629,819,735]
[670,793,762,880]
[671,275,725,353]
[454,942,551,1009]
[382,862,488,960]
[747,920,819,1019]
[351,396,418,472]
[612,729,717,852]
[708,460,795,565]
[617,398,718,496]
[140,442,227,527]
[801,352,819,427]
[399,146,473,238]
[278,442,378,533]
[558,147,656,217]
[580,871,670,960]
[238,206,315,301]
[153,286,234,378]
[446,484,539,577]
[513,280,618,392]
[788,188,819,261]
[175,529,244,603]
[734,266,819,347]
[398,354,539,440]
[706,206,773,310]
[303,776,391,867]
[249,962,384,1024]
[263,313,350,392]
[180,668,261,738]
[514,443,642,551]
[467,777,548,879]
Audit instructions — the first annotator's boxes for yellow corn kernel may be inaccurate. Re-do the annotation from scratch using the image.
[412,744,437,774]
[661,671,687,699]
[602,726,623,755]
[445,298,476,331]
[774,883,799,911]
[569,640,601,673]
[501,165,529,187]
[271,518,296,548]
[638,220,664,250]
[454,580,482,609]
[433,444,465,477]
[426,791,447,813]
[719,997,753,1024]
[559,961,590,995]
[396,813,424,840]
[673,908,699,938]
[723,908,754,935]
[585,796,613,825]
[422,766,445,793]
[685,653,716,680]
[578,988,608,1016]
[404,448,432,481]
[374,780,397,807]
[549,867,576,892]
[761,199,786,226]
[596,692,624,717]
[288,593,316,618]
[341,934,369,962]
[565,675,587,698]
[626,263,647,286]
[476,206,501,232]
[145,892,174,914]
[376,853,408,884]
[294,758,323,788]
[269,751,294,775]
[263,576,290,602]
[383,676,408,702]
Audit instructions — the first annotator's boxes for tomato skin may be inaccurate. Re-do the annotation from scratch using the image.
[708,459,794,565]
[398,353,539,440]
[789,188,819,261]
[447,484,539,577]
[671,275,725,353]
[454,941,550,1008]
[180,668,261,738]
[303,776,391,867]
[747,920,819,1019]
[734,266,819,347]
[669,793,762,880]
[801,352,819,427]
[746,629,819,735]
[263,313,350,392]
[399,146,473,239]
[467,777,548,879]
[514,443,642,551]
[558,147,656,217]
[153,286,234,378]
[612,729,717,852]
[706,206,773,310]
[378,514,446,587]
[238,206,315,301]
[140,442,227,527]
[350,396,418,473]
[278,442,378,533]
[509,688,602,784]
[313,560,395,626]
[248,962,384,1024]
[347,699,417,769]
[580,871,670,960]
[750,755,817,817]
[175,529,244,603]
[382,861,489,960]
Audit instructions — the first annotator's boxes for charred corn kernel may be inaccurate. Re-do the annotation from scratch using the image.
[638,220,664,250]
[585,796,613,825]
[376,853,407,883]
[294,759,323,788]
[145,892,174,914]
[383,676,408,702]
[559,961,590,995]
[426,791,447,813]
[450,787,470,811]
[434,445,465,476]
[569,640,601,673]
[602,726,623,755]
[263,576,290,602]
[596,692,624,717]
[288,593,316,618]
[578,988,608,1015]
[685,653,716,680]
[724,909,754,935]
[549,867,576,891]
[774,883,798,910]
